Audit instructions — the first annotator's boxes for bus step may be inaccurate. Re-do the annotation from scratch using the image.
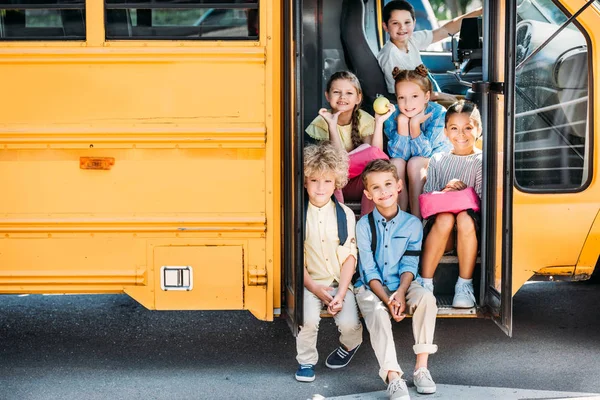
[436,294,477,316]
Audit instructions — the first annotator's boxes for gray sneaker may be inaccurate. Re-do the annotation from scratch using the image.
[413,367,436,394]
[387,377,410,400]
[452,280,476,308]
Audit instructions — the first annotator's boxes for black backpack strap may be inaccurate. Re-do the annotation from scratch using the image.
[332,196,348,245]
[368,212,377,254]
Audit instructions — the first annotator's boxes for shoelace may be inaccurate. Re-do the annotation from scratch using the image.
[414,368,432,383]
[300,364,313,370]
[457,283,475,298]
[335,347,349,359]
[387,379,407,395]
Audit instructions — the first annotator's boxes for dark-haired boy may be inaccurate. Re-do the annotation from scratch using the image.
[378,0,482,101]
[354,159,438,399]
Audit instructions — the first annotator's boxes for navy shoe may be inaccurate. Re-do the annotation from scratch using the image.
[325,343,361,369]
[295,364,315,382]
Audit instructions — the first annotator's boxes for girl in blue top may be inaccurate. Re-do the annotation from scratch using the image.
[383,64,451,219]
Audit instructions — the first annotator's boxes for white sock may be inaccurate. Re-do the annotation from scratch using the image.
[457,277,473,285]
[422,278,433,285]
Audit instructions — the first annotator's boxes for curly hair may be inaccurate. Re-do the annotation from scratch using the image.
[361,159,399,188]
[325,71,364,150]
[304,143,349,189]
[392,64,432,94]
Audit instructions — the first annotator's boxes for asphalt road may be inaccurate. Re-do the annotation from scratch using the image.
[1,281,599,400]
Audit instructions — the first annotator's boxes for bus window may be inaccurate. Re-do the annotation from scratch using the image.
[514,0,591,191]
[0,0,85,40]
[105,0,259,40]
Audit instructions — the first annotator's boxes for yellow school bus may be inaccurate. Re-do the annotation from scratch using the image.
[0,0,597,337]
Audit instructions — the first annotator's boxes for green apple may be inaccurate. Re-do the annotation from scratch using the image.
[373,96,391,115]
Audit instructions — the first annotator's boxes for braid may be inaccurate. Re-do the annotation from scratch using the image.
[350,106,362,149]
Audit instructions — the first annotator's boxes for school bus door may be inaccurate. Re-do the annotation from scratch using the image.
[282,0,304,335]
[477,0,515,336]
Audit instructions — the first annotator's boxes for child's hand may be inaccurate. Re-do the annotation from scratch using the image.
[397,113,410,137]
[442,179,467,192]
[312,284,335,305]
[410,109,433,127]
[327,295,344,316]
[375,103,395,125]
[387,291,407,322]
[319,108,342,127]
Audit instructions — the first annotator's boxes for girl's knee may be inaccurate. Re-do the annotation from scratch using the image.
[432,213,455,231]
[407,157,428,174]
[456,212,476,234]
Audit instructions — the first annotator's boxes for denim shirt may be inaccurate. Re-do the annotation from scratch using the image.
[383,101,450,160]
[355,206,423,292]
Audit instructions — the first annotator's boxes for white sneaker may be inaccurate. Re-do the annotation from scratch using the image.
[422,281,434,293]
[387,378,410,400]
[413,367,436,394]
[452,280,476,308]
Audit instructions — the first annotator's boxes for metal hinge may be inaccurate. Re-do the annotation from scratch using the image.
[471,81,505,95]
[248,266,267,286]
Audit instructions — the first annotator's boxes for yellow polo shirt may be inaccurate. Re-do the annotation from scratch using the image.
[304,199,358,288]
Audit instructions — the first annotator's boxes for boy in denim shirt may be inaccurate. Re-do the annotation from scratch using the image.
[355,159,438,399]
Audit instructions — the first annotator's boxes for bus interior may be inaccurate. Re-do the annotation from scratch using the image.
[285,0,592,326]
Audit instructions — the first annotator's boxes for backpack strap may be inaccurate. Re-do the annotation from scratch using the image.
[368,212,377,254]
[332,196,348,245]
[368,211,420,257]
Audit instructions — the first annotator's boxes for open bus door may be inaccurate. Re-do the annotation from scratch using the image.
[478,0,515,336]
[282,0,303,336]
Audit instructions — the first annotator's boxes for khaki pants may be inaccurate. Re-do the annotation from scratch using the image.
[296,287,363,365]
[355,280,438,382]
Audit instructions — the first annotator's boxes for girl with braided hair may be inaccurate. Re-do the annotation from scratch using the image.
[306,71,394,216]
[383,64,451,219]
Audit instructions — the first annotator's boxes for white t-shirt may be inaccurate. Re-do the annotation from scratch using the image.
[377,30,433,93]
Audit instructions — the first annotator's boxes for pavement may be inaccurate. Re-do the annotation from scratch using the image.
[325,385,600,399]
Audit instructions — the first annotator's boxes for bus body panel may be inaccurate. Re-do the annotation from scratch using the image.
[511,0,600,295]
[0,0,282,321]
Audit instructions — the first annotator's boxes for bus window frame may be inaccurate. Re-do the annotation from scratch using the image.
[512,0,594,195]
[103,1,259,41]
[0,1,86,41]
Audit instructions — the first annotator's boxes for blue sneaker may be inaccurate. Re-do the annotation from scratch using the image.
[325,343,361,369]
[295,364,315,382]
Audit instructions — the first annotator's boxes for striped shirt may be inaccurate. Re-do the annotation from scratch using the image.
[383,101,451,160]
[423,150,483,197]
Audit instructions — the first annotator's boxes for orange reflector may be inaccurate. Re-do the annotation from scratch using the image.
[80,157,115,170]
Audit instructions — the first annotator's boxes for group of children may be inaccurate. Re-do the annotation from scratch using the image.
[295,2,483,399]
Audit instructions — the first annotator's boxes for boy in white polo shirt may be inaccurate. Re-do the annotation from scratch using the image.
[377,0,482,101]
[294,143,363,382]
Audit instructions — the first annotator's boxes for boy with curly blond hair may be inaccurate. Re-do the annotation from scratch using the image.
[295,143,363,382]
